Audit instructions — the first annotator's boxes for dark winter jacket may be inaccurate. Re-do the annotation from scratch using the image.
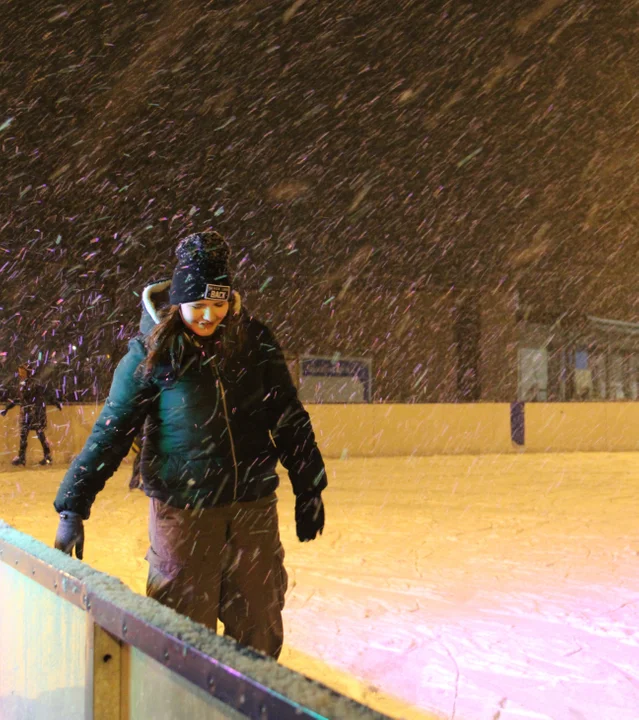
[4,379,61,430]
[54,282,327,519]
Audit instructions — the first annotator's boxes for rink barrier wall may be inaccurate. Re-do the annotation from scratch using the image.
[309,403,517,456]
[0,521,391,720]
[309,402,639,454]
[523,402,639,452]
[1,402,639,463]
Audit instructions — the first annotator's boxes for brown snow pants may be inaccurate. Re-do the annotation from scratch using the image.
[145,493,288,659]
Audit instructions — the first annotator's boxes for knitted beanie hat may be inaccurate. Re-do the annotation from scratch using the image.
[169,231,233,305]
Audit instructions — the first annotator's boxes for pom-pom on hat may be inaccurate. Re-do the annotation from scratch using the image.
[169,231,233,305]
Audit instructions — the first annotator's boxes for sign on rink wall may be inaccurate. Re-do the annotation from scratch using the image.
[297,355,373,403]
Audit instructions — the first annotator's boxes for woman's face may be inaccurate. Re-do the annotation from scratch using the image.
[179,299,230,337]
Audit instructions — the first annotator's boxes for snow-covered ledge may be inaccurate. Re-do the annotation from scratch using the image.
[0,521,390,720]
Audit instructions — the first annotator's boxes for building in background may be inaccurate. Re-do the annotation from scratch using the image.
[517,315,639,402]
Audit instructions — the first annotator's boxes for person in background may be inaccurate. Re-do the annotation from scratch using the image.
[53,231,327,659]
[1,363,62,466]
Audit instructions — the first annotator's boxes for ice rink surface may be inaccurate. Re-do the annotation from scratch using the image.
[1,452,638,720]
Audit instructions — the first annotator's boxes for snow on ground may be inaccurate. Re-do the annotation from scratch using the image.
[1,452,638,720]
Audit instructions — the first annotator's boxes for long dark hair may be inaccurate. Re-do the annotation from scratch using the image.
[142,296,246,376]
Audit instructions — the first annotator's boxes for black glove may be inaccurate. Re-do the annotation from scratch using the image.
[295,491,325,542]
[54,511,85,559]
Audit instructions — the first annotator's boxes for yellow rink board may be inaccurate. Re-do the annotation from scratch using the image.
[2,402,639,461]
[524,402,639,452]
[307,403,515,456]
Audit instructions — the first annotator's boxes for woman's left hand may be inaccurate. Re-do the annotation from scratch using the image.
[295,491,325,542]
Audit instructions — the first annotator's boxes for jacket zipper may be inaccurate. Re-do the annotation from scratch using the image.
[210,361,239,501]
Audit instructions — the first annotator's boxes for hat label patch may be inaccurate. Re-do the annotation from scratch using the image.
[204,284,231,301]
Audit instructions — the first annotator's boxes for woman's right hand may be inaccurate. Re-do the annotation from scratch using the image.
[54,511,85,559]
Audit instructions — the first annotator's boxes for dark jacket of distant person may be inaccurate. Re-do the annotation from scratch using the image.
[3,369,61,430]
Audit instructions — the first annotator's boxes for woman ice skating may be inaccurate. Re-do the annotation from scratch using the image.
[2,363,62,466]
[53,231,327,659]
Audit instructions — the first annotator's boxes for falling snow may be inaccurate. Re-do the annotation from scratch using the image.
[1,1,637,401]
[1,2,639,718]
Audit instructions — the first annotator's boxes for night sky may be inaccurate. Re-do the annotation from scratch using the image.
[1,0,637,400]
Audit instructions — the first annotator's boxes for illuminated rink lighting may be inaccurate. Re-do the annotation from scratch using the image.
[1,451,638,720]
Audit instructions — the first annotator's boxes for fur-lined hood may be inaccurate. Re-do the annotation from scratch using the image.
[140,280,242,335]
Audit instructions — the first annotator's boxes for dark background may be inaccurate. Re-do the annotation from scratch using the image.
[1,0,637,402]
